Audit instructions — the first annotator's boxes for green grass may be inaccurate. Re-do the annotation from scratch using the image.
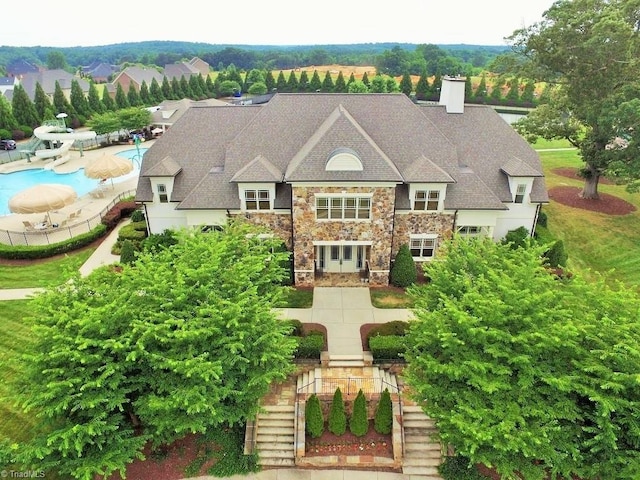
[278,287,313,308]
[531,137,575,150]
[0,248,95,289]
[370,287,414,309]
[539,149,640,290]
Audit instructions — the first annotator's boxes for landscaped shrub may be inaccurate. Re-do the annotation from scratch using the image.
[349,389,369,437]
[366,320,409,347]
[438,455,486,480]
[117,223,147,241]
[294,332,324,359]
[536,209,548,227]
[328,387,347,436]
[545,239,568,268]
[374,388,393,435]
[305,393,324,438]
[502,226,530,249]
[130,209,145,222]
[119,240,136,265]
[390,244,417,287]
[285,319,304,336]
[369,335,406,360]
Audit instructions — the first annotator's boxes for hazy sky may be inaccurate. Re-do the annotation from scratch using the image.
[1,1,556,48]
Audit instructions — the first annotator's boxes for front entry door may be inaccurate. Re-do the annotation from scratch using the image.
[325,245,358,273]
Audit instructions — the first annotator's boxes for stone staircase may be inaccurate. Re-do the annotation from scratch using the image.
[401,405,443,478]
[254,405,296,468]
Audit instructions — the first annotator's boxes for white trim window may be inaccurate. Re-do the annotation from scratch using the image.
[457,226,491,238]
[316,196,371,220]
[157,184,168,203]
[245,189,271,210]
[515,183,527,204]
[414,190,440,211]
[410,234,437,260]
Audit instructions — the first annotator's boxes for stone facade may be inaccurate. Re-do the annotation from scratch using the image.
[292,186,397,287]
[391,211,455,259]
[238,212,293,249]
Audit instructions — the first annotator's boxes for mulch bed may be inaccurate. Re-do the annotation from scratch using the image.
[305,420,393,458]
[548,186,636,215]
[551,167,615,185]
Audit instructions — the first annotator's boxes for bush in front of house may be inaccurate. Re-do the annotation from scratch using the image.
[545,239,568,268]
[305,393,324,438]
[328,387,347,436]
[349,389,369,437]
[438,454,487,480]
[285,319,304,336]
[130,209,145,222]
[120,240,136,265]
[294,331,324,359]
[366,320,410,347]
[374,388,393,435]
[369,335,406,360]
[390,244,417,287]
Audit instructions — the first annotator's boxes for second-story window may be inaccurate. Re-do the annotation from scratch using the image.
[316,196,371,220]
[515,184,527,204]
[245,189,270,210]
[157,184,168,203]
[414,190,440,211]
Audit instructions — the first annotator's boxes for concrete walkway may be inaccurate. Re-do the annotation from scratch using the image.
[187,470,417,480]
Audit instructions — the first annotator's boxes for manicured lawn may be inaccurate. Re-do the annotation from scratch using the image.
[539,149,640,289]
[531,137,575,150]
[370,287,414,309]
[278,287,314,308]
[0,248,95,289]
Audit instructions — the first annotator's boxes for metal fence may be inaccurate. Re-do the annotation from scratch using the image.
[0,190,136,246]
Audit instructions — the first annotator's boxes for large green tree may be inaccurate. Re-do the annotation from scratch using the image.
[11,83,40,128]
[510,0,640,198]
[404,237,640,480]
[9,221,297,479]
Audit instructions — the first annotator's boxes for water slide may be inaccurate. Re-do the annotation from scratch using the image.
[32,124,97,169]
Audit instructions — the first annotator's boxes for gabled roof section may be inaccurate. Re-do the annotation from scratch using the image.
[403,154,456,183]
[230,155,282,182]
[501,156,544,177]
[113,66,164,87]
[142,155,182,177]
[284,103,403,182]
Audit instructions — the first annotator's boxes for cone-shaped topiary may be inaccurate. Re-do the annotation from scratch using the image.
[349,389,369,437]
[305,393,324,439]
[328,387,347,436]
[390,244,417,287]
[374,388,393,434]
[120,239,136,265]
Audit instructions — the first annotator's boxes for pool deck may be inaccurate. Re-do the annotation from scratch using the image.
[0,141,154,233]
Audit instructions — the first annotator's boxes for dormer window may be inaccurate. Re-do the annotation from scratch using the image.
[245,189,270,210]
[157,184,168,203]
[515,183,527,204]
[414,190,440,211]
[325,148,363,171]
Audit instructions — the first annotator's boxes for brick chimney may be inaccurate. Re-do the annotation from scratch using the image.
[438,75,466,114]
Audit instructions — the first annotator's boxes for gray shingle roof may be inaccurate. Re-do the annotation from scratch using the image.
[143,155,182,177]
[136,93,548,210]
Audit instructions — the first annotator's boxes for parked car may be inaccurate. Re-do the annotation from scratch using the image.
[0,139,16,150]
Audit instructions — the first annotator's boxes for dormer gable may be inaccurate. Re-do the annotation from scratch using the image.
[501,157,542,204]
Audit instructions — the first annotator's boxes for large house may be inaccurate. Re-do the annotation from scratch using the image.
[135,77,548,287]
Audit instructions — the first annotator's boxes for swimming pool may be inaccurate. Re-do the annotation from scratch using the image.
[0,148,147,216]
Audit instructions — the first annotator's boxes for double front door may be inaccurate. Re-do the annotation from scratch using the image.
[317,245,366,273]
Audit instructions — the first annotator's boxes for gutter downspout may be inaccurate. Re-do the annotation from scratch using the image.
[532,203,542,236]
[451,209,459,238]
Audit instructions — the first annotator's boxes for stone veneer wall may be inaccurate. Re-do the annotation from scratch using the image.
[391,212,455,259]
[236,212,293,249]
[292,186,397,287]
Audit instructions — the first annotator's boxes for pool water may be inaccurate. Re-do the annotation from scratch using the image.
[0,148,147,216]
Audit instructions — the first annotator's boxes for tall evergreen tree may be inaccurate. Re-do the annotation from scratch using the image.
[474,74,488,103]
[465,76,473,102]
[11,84,40,128]
[179,75,193,99]
[489,78,504,104]
[321,71,334,92]
[264,70,276,92]
[333,71,347,93]
[286,70,299,93]
[400,72,413,97]
[309,70,322,92]
[275,71,287,92]
[188,75,204,99]
[101,86,116,111]
[139,80,152,105]
[414,71,430,101]
[361,72,370,87]
[205,75,216,98]
[149,77,164,104]
[70,79,90,119]
[505,78,520,104]
[347,72,356,88]
[87,82,105,114]
[127,84,142,107]
[114,83,130,109]
[196,74,208,99]
[161,76,173,100]
[328,387,346,436]
[170,77,184,100]
[52,81,75,119]
[34,82,54,121]
[430,74,442,101]
[298,70,310,92]
[349,389,369,437]
[0,95,19,134]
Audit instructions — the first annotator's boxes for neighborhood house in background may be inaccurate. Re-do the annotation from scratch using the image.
[135,76,549,287]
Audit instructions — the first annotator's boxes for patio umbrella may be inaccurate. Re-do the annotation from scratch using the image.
[8,184,77,224]
[84,153,134,187]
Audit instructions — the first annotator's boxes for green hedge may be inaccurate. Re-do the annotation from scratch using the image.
[369,335,406,360]
[439,455,487,480]
[0,224,108,260]
[366,320,409,347]
[294,332,324,359]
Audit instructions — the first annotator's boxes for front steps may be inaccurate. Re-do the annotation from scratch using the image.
[401,405,443,478]
[254,405,296,468]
